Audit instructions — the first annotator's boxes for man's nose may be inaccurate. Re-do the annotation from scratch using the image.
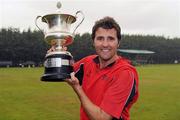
[102,39,109,47]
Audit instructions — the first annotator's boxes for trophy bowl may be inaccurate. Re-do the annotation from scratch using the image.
[35,2,84,82]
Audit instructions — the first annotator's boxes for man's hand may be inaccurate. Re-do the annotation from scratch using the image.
[65,72,81,91]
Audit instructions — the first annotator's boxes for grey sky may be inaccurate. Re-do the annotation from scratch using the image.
[0,0,180,38]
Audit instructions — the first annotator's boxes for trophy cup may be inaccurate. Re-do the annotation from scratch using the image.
[35,2,84,82]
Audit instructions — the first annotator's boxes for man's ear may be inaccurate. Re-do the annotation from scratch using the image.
[92,40,95,47]
[118,41,120,47]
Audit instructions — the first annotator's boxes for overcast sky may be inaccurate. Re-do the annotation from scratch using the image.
[0,0,180,38]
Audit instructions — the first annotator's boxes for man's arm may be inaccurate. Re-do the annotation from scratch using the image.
[66,73,113,120]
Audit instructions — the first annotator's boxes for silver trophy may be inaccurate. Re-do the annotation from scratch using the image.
[35,2,84,81]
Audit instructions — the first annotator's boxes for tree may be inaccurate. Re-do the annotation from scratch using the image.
[0,28,180,65]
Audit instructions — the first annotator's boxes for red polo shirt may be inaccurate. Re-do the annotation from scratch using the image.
[73,55,139,120]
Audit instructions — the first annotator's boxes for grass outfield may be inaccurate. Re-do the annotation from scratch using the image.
[0,64,180,120]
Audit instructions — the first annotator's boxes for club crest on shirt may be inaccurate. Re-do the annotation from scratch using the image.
[101,74,110,81]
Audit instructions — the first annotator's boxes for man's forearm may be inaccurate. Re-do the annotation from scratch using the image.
[73,85,112,120]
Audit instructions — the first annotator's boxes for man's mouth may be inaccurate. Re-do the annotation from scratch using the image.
[101,49,110,52]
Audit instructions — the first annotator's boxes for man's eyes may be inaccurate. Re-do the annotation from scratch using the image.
[108,36,115,40]
[96,36,104,40]
[96,36,115,41]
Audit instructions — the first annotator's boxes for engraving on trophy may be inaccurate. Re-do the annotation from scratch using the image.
[35,2,84,81]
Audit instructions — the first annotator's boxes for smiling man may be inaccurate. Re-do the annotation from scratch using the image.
[66,16,139,120]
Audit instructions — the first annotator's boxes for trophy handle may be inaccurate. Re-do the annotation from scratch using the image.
[73,11,85,35]
[35,16,45,35]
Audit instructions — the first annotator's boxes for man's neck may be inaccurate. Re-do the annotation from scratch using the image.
[99,55,118,69]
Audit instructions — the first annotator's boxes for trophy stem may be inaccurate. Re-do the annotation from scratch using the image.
[55,46,62,51]
[56,43,62,51]
[53,39,64,51]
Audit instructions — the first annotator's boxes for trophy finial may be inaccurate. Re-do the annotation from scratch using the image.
[57,1,62,9]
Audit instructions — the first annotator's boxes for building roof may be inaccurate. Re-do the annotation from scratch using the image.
[118,49,155,54]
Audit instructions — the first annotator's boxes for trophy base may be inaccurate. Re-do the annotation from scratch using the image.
[41,68,72,82]
[41,52,73,82]
[41,66,73,82]
[41,73,69,82]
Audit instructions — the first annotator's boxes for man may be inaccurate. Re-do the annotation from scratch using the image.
[66,17,139,120]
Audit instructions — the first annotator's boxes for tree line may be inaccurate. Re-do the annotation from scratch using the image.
[0,28,180,66]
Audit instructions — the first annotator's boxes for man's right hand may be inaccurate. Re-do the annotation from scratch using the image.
[65,72,81,90]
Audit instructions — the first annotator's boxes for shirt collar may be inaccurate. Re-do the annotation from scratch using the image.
[93,56,116,67]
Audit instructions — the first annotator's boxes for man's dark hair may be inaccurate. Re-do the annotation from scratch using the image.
[91,16,121,42]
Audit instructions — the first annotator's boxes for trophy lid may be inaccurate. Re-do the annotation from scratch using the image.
[41,2,76,24]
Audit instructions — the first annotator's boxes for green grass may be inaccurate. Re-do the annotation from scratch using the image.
[0,68,80,120]
[0,64,180,120]
[131,64,180,120]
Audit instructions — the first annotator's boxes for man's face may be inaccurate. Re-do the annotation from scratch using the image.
[93,27,119,62]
